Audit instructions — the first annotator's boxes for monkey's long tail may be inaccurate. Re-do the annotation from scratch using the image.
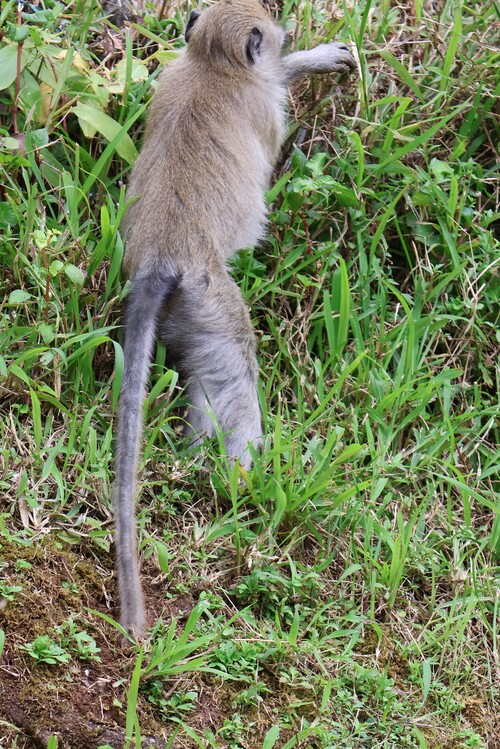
[114,267,181,638]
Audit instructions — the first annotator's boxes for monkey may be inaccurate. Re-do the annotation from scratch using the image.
[114,0,355,637]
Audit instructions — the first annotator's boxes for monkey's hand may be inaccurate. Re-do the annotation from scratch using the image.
[282,42,356,84]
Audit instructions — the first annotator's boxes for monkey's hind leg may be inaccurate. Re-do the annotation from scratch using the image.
[162,272,262,469]
[187,331,262,470]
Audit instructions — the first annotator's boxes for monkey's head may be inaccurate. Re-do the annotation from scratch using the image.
[185,0,285,70]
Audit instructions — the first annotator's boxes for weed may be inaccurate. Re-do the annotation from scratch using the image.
[55,617,101,661]
[144,680,198,721]
[19,635,71,665]
[0,582,23,601]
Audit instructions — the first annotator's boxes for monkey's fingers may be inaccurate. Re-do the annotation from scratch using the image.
[328,42,356,73]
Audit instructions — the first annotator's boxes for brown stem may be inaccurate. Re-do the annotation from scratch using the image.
[159,0,169,22]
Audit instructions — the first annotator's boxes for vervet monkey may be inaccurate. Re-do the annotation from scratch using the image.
[115,0,355,637]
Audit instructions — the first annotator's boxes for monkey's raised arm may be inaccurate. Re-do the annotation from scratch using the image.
[282,42,355,85]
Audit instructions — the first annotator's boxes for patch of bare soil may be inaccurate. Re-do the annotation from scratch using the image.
[0,538,192,748]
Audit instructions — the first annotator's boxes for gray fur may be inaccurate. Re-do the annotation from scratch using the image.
[114,0,355,637]
[283,42,355,83]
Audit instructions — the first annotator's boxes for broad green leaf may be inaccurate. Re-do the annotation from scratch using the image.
[64,264,86,285]
[263,726,280,749]
[9,289,32,304]
[12,25,30,42]
[156,541,169,574]
[0,202,16,227]
[0,45,18,90]
[71,103,137,164]
[422,658,432,701]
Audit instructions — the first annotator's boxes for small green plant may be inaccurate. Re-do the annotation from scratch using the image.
[55,618,101,661]
[144,680,198,721]
[70,630,101,661]
[61,581,79,594]
[232,564,320,619]
[454,730,487,748]
[233,681,270,709]
[217,713,248,749]
[140,603,225,681]
[0,582,23,601]
[19,635,71,665]
[209,638,272,682]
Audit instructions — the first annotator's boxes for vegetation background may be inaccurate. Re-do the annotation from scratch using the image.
[0,0,498,747]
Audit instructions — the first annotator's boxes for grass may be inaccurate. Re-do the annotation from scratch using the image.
[0,0,499,747]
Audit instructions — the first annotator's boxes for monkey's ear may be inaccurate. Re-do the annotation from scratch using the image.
[246,27,263,64]
[185,10,201,42]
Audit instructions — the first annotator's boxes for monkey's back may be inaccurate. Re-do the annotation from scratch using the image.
[123,53,286,278]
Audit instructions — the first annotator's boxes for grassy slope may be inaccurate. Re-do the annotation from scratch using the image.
[0,1,499,747]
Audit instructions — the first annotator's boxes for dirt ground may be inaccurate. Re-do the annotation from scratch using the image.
[0,539,199,748]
